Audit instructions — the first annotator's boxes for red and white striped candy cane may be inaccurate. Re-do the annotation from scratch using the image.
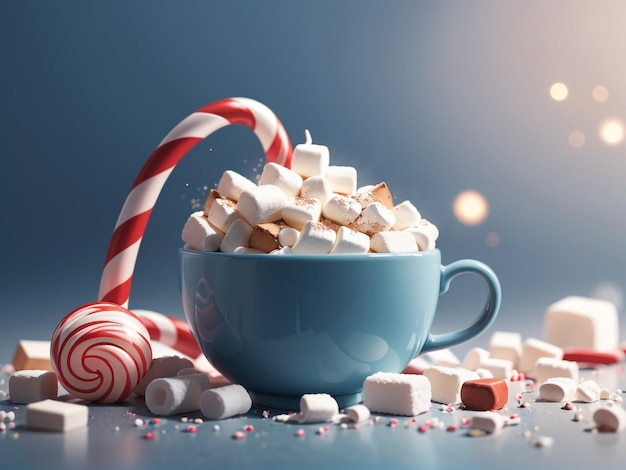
[98,97,292,355]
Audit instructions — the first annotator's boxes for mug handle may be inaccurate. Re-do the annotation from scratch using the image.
[419,259,501,354]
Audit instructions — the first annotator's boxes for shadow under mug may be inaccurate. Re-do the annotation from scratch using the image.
[179,248,501,409]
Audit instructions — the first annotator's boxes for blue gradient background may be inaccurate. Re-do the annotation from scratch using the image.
[2,0,626,360]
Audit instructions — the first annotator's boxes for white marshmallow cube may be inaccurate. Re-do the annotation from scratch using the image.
[423,349,461,368]
[462,347,490,371]
[330,226,371,254]
[406,219,439,251]
[594,404,626,432]
[363,372,431,416]
[291,220,337,254]
[207,197,241,233]
[475,368,495,379]
[281,196,322,230]
[258,162,303,198]
[300,175,334,207]
[323,194,362,226]
[539,377,577,402]
[220,219,254,253]
[544,296,619,351]
[133,356,195,396]
[291,131,330,178]
[237,185,288,226]
[392,201,422,231]
[181,212,224,252]
[370,231,418,253]
[278,227,300,247]
[423,366,479,404]
[216,170,257,202]
[576,380,601,403]
[489,331,523,370]
[325,165,357,195]
[26,399,89,432]
[352,202,396,235]
[9,370,58,404]
[519,338,563,376]
[145,373,212,416]
[200,384,252,420]
[533,357,579,386]
[470,412,507,434]
[477,358,514,380]
[296,393,339,423]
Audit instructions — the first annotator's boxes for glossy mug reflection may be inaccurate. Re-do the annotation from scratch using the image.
[179,248,501,409]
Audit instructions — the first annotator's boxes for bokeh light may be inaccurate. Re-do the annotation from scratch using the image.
[453,190,489,226]
[550,82,568,101]
[599,118,625,145]
[592,85,609,103]
[568,130,585,148]
[485,232,500,247]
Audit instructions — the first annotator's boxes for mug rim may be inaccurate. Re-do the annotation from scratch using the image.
[179,247,440,261]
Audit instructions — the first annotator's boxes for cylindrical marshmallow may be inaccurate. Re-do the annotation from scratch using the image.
[296,393,339,423]
[144,373,211,416]
[370,231,418,253]
[462,347,490,371]
[207,197,241,233]
[279,227,300,247]
[200,384,252,420]
[134,356,195,396]
[258,162,303,198]
[345,404,370,423]
[352,202,396,235]
[281,196,322,230]
[181,212,224,252]
[406,219,439,251]
[538,377,577,402]
[392,201,422,231]
[534,357,579,385]
[216,170,258,202]
[219,219,254,253]
[237,185,288,226]
[300,175,333,207]
[291,130,330,178]
[291,220,337,254]
[576,380,601,403]
[323,194,362,226]
[593,404,626,432]
[325,165,357,195]
[330,226,371,254]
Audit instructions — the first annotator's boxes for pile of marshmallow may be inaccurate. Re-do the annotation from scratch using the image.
[182,131,438,255]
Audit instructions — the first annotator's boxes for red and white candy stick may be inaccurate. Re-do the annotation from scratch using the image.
[51,98,292,402]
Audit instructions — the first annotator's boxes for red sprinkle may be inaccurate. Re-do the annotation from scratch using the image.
[461,417,471,427]
[519,402,530,409]
[389,418,399,428]
[446,425,457,432]
[353,422,361,429]
[233,431,246,440]
[562,402,574,410]
[144,431,155,441]
[187,425,197,434]
[418,424,429,433]
[151,418,161,425]
[295,428,306,437]
[244,425,254,433]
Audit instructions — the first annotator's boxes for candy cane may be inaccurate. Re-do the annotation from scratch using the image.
[51,98,292,401]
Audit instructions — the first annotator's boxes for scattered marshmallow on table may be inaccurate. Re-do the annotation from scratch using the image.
[296,393,340,423]
[477,358,514,380]
[9,370,58,404]
[237,184,288,226]
[544,296,619,351]
[462,347,490,371]
[216,170,257,202]
[363,372,431,416]
[576,379,601,403]
[345,404,370,423]
[470,411,507,434]
[26,399,89,432]
[181,212,224,252]
[370,230,418,253]
[325,165,357,195]
[291,220,337,254]
[423,366,479,405]
[539,377,578,402]
[423,349,461,368]
[145,372,211,416]
[533,357,579,386]
[12,340,52,371]
[488,331,522,370]
[519,337,563,377]
[200,384,252,420]
[330,226,371,254]
[593,404,626,432]
[258,161,303,198]
[133,355,194,396]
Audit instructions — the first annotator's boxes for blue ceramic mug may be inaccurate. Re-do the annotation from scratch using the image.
[180,248,501,409]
